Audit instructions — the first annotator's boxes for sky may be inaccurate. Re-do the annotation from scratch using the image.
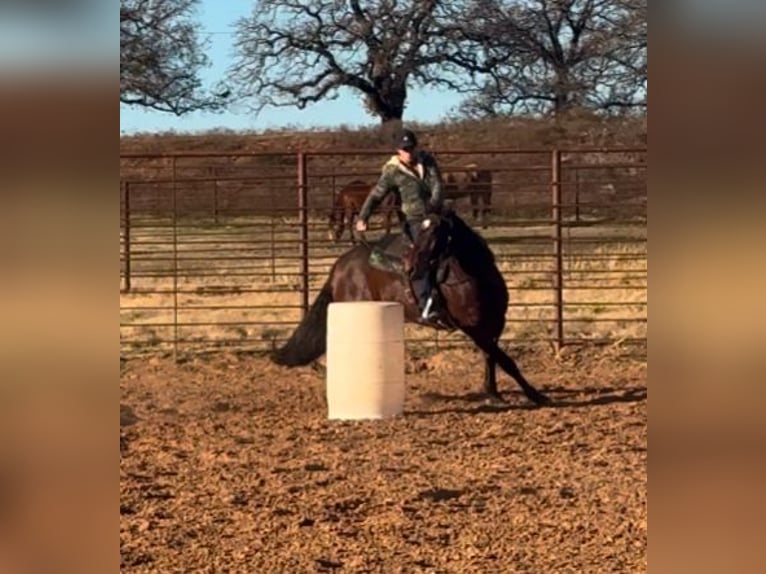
[119,0,464,135]
[0,1,113,70]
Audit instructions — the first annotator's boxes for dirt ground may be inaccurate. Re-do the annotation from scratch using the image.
[120,345,646,573]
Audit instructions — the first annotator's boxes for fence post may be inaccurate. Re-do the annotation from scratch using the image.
[551,149,564,351]
[122,181,131,293]
[270,192,276,282]
[297,152,310,317]
[172,156,179,361]
[213,170,220,225]
[574,167,581,223]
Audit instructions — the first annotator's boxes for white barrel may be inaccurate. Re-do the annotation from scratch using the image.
[326,302,405,420]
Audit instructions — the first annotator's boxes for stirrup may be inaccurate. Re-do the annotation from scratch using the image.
[420,296,435,320]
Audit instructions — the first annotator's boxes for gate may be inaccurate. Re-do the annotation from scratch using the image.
[120,147,646,359]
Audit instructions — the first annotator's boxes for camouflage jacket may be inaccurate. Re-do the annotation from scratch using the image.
[358,151,444,222]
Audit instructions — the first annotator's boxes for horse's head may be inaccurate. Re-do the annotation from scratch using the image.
[327,200,350,243]
[328,180,373,243]
[409,209,457,272]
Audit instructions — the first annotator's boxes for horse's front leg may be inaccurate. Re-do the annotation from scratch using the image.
[327,209,337,242]
[331,207,343,242]
[483,353,507,406]
[467,329,550,406]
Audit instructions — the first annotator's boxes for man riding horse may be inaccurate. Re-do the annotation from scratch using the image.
[355,128,447,325]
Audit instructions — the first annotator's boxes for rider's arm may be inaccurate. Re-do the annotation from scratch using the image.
[358,167,395,222]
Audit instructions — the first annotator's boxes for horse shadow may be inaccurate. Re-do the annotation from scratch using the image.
[408,384,646,416]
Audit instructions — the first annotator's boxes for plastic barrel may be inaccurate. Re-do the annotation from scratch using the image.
[326,302,405,420]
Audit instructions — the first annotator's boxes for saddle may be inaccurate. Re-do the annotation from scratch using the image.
[367,233,455,330]
[367,233,413,274]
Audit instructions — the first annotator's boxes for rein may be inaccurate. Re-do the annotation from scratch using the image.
[353,228,373,250]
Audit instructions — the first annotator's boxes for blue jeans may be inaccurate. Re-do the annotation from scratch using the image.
[403,218,433,313]
[403,219,421,243]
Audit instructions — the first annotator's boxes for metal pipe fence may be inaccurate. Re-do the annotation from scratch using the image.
[120,147,646,358]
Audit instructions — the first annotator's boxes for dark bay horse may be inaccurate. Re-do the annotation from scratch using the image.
[444,165,493,228]
[273,209,550,406]
[328,180,398,243]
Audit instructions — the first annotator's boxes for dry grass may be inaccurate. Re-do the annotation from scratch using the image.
[120,114,646,156]
[120,215,646,357]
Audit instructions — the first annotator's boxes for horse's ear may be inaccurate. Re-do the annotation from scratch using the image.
[441,204,456,221]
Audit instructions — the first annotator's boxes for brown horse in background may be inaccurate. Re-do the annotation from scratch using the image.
[444,165,493,228]
[328,180,399,243]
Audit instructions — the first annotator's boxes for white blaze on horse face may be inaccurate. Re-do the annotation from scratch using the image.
[421,218,432,230]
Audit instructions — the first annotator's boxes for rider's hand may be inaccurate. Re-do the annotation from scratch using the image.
[355,219,367,232]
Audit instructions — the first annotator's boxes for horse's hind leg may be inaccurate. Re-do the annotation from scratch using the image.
[482,193,491,228]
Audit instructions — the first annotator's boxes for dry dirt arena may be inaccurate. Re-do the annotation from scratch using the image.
[120,345,646,573]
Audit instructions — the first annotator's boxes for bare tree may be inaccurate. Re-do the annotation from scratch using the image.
[457,0,647,117]
[120,0,226,114]
[229,0,478,125]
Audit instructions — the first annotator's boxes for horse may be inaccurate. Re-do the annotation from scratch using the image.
[327,180,398,243]
[273,208,550,407]
[443,165,493,228]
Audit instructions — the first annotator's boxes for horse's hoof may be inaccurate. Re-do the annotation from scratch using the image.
[529,391,552,407]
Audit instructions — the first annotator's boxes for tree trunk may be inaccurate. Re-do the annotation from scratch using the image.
[377,119,403,147]
[380,109,403,124]
[553,72,572,116]
[371,81,407,125]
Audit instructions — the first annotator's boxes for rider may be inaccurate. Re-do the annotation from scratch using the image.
[355,128,445,323]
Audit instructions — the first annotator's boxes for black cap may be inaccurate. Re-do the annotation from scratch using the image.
[397,129,418,151]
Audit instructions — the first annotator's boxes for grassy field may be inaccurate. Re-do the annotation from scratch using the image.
[120,212,646,358]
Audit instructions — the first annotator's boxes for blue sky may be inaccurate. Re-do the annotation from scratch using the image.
[119,0,464,135]
[0,1,113,70]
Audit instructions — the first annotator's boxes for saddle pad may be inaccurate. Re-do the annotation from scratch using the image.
[368,233,411,273]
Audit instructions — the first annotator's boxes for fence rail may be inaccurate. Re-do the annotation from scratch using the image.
[120,147,646,359]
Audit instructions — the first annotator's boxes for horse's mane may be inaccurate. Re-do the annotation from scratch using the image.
[444,211,496,268]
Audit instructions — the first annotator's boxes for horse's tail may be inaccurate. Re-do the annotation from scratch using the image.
[271,282,333,366]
